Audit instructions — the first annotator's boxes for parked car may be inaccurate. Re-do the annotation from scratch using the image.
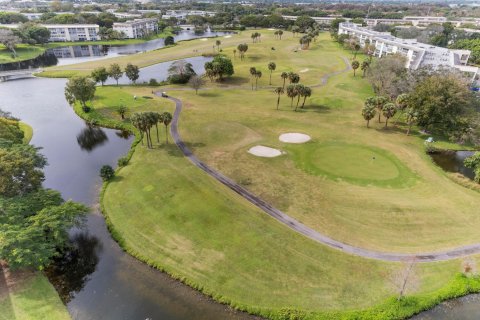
[161,92,168,97]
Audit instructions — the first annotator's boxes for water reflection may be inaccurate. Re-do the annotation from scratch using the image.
[430,150,475,180]
[115,130,131,140]
[76,125,108,152]
[45,232,103,304]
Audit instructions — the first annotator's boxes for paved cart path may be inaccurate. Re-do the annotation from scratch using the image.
[160,94,480,263]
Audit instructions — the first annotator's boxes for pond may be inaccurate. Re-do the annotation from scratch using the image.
[0,80,254,319]
[0,29,231,71]
[430,150,475,180]
[411,294,480,319]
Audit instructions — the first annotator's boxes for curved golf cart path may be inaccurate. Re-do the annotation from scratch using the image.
[157,94,480,263]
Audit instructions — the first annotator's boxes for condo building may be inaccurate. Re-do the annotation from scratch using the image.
[338,22,479,82]
[45,24,100,42]
[112,18,158,39]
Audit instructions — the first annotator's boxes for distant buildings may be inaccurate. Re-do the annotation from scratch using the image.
[338,22,479,82]
[112,18,158,39]
[46,24,100,42]
[162,10,216,20]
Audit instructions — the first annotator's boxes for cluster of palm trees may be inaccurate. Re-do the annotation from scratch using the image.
[273,30,284,40]
[249,67,262,90]
[131,111,173,148]
[251,32,261,43]
[351,60,370,77]
[299,27,320,50]
[361,93,416,133]
[274,71,312,111]
[236,43,248,60]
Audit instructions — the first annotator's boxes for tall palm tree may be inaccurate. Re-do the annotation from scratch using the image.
[268,62,276,85]
[274,87,284,110]
[278,30,283,39]
[255,70,262,90]
[286,84,297,109]
[361,60,370,77]
[281,71,288,89]
[215,40,221,51]
[382,103,397,128]
[301,86,312,108]
[362,101,376,128]
[351,60,360,77]
[405,108,418,135]
[294,84,305,111]
[249,67,257,90]
[373,96,388,123]
[161,112,173,144]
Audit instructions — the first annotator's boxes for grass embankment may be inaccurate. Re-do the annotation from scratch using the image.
[0,264,69,320]
[19,122,33,144]
[72,83,480,319]
[0,45,46,64]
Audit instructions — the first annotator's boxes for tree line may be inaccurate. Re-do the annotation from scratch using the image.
[0,110,87,270]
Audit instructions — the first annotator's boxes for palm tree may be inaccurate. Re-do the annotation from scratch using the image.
[274,87,284,110]
[301,86,312,108]
[131,113,144,146]
[278,30,283,39]
[151,112,161,143]
[281,71,288,89]
[255,70,262,90]
[160,112,173,144]
[351,60,360,77]
[216,40,221,51]
[233,49,236,58]
[294,84,305,111]
[394,93,409,125]
[268,62,276,85]
[117,105,127,120]
[353,44,361,59]
[373,96,388,123]
[288,72,300,84]
[362,101,376,128]
[405,108,418,135]
[361,60,370,77]
[286,84,297,109]
[382,103,397,128]
[249,67,257,90]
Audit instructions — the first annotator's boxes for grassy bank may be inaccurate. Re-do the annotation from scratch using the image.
[0,45,45,64]
[19,122,33,144]
[0,264,70,320]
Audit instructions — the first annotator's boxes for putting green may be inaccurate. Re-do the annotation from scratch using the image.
[291,143,418,187]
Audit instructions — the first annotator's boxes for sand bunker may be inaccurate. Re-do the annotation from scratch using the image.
[299,68,310,73]
[200,38,208,41]
[224,35,232,38]
[279,133,311,144]
[248,146,282,157]
[268,28,276,30]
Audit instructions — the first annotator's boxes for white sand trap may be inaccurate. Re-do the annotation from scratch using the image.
[279,133,311,144]
[268,28,276,30]
[200,38,208,41]
[224,35,232,38]
[299,68,310,73]
[248,146,282,158]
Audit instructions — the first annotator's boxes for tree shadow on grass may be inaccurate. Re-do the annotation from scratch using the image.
[199,92,220,98]
[297,104,331,113]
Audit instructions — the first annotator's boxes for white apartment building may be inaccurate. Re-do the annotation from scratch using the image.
[46,24,100,42]
[113,18,158,39]
[338,22,479,82]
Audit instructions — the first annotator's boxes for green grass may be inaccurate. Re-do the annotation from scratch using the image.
[66,30,480,319]
[0,269,69,320]
[289,142,418,187]
[0,45,45,64]
[19,122,33,144]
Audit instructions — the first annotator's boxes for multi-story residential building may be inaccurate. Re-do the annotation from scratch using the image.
[162,10,216,20]
[46,24,100,42]
[338,22,479,82]
[113,18,158,39]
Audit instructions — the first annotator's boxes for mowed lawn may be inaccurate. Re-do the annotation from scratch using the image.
[162,31,480,253]
[0,268,69,320]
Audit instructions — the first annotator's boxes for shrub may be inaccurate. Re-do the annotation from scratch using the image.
[100,165,115,181]
[117,157,128,167]
[149,78,159,86]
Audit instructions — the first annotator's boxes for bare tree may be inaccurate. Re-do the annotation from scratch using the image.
[390,258,419,300]
[367,54,407,99]
[0,29,21,57]
[188,75,205,94]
